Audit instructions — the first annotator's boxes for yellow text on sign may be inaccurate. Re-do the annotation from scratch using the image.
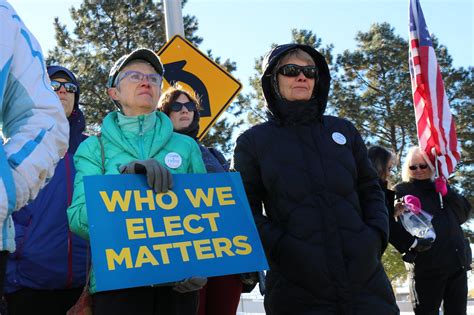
[98,187,236,212]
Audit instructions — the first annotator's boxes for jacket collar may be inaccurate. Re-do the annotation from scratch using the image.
[101,111,174,159]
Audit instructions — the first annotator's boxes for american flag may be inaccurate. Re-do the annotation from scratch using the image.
[408,0,460,179]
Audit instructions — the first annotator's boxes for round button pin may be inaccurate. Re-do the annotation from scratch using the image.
[164,152,182,169]
[332,132,347,145]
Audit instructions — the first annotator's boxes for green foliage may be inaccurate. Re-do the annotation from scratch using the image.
[332,23,415,158]
[449,67,474,205]
[382,244,408,286]
[48,0,192,128]
[332,22,473,203]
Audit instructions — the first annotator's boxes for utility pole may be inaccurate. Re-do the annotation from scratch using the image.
[163,0,184,40]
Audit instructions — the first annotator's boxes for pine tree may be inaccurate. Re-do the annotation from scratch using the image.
[448,66,474,205]
[332,23,415,161]
[332,23,473,202]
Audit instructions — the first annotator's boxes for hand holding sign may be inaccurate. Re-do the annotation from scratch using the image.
[120,159,173,193]
[173,276,208,293]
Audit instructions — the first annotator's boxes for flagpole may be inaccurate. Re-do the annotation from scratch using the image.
[431,148,444,209]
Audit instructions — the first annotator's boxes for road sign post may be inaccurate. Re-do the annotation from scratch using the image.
[163,0,184,40]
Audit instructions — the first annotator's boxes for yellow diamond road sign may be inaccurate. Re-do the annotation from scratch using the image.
[158,35,242,139]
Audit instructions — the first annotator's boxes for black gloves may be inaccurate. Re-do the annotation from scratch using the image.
[402,237,435,263]
[413,237,435,252]
[173,277,207,293]
[119,159,173,193]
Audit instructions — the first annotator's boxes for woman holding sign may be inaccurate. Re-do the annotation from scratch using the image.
[233,44,399,314]
[158,86,242,315]
[67,49,207,315]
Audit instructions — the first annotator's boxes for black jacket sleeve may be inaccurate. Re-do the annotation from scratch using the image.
[390,183,416,254]
[233,131,285,260]
[349,122,389,251]
[445,186,472,225]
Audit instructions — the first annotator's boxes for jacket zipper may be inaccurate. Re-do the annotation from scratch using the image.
[138,116,145,159]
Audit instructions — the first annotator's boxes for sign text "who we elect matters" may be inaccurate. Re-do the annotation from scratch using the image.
[100,185,252,270]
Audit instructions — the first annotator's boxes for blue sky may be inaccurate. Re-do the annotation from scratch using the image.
[10,0,473,94]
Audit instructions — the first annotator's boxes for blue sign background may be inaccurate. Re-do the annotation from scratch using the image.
[84,173,268,292]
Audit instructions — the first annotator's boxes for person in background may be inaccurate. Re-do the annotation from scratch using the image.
[4,65,88,315]
[368,145,397,216]
[67,48,207,315]
[390,146,471,315]
[0,2,69,313]
[232,43,398,314]
[158,86,242,315]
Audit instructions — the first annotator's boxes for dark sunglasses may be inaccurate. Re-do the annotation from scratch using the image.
[409,164,429,171]
[170,101,197,112]
[277,64,318,79]
[51,80,78,93]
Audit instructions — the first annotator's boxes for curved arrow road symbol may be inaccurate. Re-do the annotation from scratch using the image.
[163,60,211,117]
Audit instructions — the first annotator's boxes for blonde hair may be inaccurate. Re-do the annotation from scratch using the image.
[401,146,434,182]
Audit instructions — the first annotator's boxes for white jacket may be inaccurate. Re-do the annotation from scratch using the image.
[0,1,69,251]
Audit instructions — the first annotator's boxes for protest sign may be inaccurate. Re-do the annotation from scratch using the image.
[84,173,268,292]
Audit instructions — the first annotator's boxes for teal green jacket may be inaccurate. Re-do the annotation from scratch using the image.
[67,111,206,293]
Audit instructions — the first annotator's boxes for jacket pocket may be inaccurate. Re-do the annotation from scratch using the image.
[343,226,381,284]
[277,234,330,294]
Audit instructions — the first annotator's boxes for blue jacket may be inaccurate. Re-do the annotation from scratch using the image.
[5,66,88,293]
[199,145,228,173]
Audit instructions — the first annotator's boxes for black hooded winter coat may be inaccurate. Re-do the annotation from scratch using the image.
[233,44,398,315]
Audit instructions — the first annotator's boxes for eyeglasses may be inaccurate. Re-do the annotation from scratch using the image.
[51,80,78,93]
[170,101,197,112]
[116,70,162,86]
[277,64,318,79]
[409,164,429,171]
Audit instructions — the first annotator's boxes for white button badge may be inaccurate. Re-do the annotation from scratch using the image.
[164,152,182,169]
[332,132,347,145]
